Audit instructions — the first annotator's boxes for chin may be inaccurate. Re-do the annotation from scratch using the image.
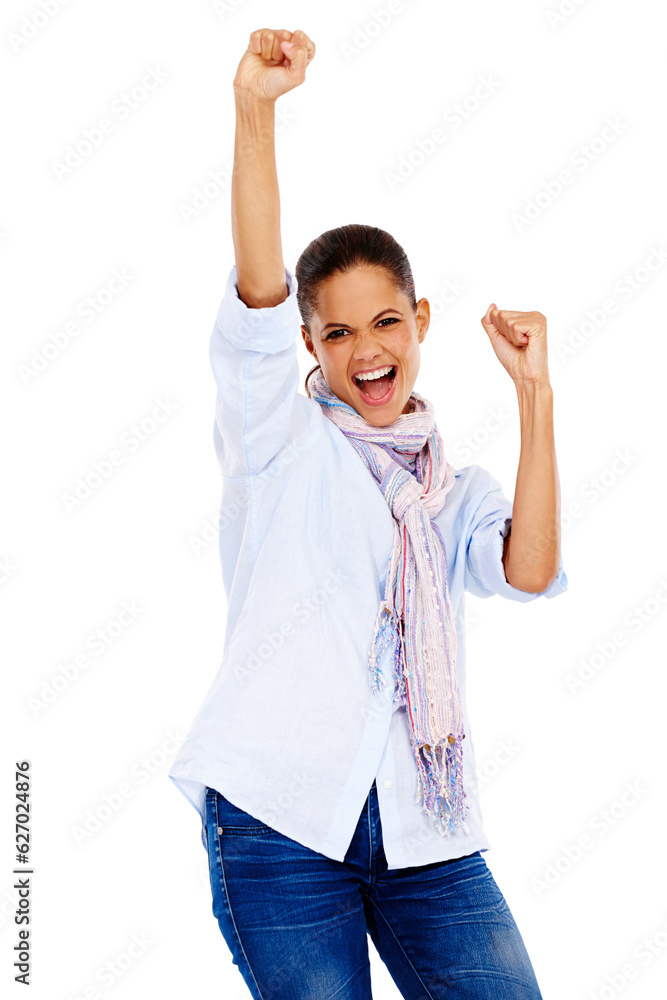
[364,402,405,426]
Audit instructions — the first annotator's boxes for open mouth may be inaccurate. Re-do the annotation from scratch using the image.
[352,365,397,405]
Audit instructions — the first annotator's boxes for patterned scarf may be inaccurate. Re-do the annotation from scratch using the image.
[307,367,469,836]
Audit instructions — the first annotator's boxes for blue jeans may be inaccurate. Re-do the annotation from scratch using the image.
[204,781,543,999]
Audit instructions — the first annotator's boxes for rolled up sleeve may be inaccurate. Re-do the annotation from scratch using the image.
[209,264,301,479]
[464,477,568,602]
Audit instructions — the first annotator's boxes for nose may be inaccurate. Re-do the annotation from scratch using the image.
[353,331,384,364]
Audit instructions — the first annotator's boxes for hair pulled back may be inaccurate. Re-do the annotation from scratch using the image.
[295,224,417,397]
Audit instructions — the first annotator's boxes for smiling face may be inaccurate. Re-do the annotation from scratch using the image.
[301,266,430,426]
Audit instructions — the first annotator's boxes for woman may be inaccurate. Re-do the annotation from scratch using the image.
[168,27,567,1000]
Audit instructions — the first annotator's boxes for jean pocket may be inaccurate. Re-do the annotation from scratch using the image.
[209,786,275,836]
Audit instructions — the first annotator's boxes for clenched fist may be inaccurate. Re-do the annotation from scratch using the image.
[233,28,316,103]
[480,304,551,386]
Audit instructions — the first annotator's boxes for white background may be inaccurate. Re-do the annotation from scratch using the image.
[2,1,666,998]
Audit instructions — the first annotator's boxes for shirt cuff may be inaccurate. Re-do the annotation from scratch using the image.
[469,515,569,602]
[215,264,299,355]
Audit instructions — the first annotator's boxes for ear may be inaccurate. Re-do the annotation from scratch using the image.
[301,325,318,361]
[415,298,430,344]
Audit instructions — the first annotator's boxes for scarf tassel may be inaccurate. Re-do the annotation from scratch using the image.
[369,598,469,836]
[410,735,469,837]
[308,368,469,839]
[367,599,404,696]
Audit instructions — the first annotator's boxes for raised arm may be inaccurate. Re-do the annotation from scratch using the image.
[479,305,561,592]
[231,29,316,309]
[208,29,316,481]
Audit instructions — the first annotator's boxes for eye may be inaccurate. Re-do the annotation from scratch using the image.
[325,317,399,341]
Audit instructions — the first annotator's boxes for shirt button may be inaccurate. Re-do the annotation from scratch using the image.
[217,827,223,835]
[384,780,393,790]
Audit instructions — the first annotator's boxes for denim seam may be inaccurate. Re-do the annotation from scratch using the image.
[366,790,374,889]
[214,826,273,836]
[364,895,437,1000]
[213,792,267,1000]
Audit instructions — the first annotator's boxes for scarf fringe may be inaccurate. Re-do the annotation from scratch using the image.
[367,599,403,696]
[411,736,470,836]
[369,597,469,836]
[309,368,469,837]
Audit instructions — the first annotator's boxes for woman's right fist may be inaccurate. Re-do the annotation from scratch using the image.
[233,28,316,103]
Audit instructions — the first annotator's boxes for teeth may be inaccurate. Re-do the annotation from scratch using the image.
[354,365,394,381]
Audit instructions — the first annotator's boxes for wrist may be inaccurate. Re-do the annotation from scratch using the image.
[233,86,276,115]
[514,378,553,401]
[515,380,554,436]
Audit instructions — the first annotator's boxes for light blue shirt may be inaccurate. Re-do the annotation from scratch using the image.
[168,264,568,869]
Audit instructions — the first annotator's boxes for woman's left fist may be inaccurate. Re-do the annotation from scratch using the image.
[480,304,550,385]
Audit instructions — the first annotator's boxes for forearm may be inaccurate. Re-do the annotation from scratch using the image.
[503,381,561,592]
[231,90,287,308]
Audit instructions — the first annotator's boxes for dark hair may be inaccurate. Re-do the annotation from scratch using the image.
[295,224,417,397]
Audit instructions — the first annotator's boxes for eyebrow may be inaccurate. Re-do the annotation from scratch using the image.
[321,309,403,332]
